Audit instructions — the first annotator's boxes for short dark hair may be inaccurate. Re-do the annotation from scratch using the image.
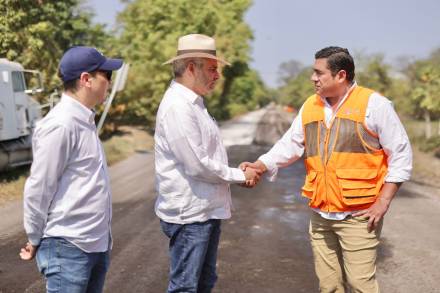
[315,46,355,82]
[59,68,79,92]
[58,69,99,92]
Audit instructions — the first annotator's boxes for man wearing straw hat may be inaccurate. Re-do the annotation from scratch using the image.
[155,34,261,293]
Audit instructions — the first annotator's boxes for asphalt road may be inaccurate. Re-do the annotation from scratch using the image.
[1,108,439,293]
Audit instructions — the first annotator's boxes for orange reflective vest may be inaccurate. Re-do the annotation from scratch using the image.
[301,86,388,212]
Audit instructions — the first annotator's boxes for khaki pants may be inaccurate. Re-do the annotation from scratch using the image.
[309,211,383,293]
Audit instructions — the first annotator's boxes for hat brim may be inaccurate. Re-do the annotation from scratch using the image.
[163,52,230,66]
[99,58,123,71]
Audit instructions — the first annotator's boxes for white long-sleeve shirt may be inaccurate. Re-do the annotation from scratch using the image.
[154,81,246,224]
[23,94,112,252]
[259,83,412,220]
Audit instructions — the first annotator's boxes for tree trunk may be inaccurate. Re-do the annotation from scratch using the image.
[424,109,432,139]
[438,119,440,136]
[218,75,234,120]
[218,62,246,120]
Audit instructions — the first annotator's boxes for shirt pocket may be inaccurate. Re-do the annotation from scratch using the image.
[204,121,222,157]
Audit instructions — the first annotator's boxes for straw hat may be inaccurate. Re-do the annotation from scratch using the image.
[163,34,230,65]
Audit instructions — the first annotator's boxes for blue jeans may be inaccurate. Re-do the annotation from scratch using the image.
[36,237,110,293]
[160,219,222,293]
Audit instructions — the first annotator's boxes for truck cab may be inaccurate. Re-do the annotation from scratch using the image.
[0,59,43,170]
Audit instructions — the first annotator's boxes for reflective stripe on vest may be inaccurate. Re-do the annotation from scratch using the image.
[301,86,388,212]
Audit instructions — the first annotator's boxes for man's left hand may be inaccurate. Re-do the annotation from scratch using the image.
[352,197,391,232]
[352,182,401,232]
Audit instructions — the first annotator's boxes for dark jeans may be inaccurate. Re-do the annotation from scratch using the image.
[36,237,110,293]
[160,219,222,293]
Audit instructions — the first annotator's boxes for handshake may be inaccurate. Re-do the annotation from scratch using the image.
[239,160,267,188]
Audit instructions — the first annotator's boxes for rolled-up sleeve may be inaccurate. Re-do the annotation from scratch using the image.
[368,95,412,182]
[162,104,245,184]
[23,124,71,246]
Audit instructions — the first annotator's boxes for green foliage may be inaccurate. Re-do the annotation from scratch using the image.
[114,0,257,125]
[4,0,438,145]
[408,61,440,116]
[277,67,314,110]
[0,0,110,94]
[277,59,303,85]
[418,136,440,152]
[226,67,270,113]
[356,54,393,97]
[274,53,427,118]
[227,103,248,117]
[386,77,411,114]
[354,53,413,114]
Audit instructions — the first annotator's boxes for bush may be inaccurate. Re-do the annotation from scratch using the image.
[227,103,248,118]
[418,136,440,152]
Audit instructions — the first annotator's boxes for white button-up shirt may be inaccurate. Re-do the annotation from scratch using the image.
[259,83,412,220]
[23,94,112,252]
[154,81,246,224]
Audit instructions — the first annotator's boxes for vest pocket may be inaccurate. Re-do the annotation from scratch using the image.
[302,171,317,199]
[336,169,378,205]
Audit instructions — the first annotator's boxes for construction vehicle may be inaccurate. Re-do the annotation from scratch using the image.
[0,58,129,171]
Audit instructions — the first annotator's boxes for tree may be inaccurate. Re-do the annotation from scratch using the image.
[355,53,415,120]
[114,0,255,126]
[277,59,303,86]
[408,61,440,138]
[277,67,314,110]
[227,66,270,116]
[429,48,440,63]
[356,54,393,97]
[0,0,110,94]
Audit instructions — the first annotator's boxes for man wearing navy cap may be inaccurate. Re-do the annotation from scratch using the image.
[20,46,122,293]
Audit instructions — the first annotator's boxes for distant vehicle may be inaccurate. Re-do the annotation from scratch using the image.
[0,59,44,171]
[0,58,129,171]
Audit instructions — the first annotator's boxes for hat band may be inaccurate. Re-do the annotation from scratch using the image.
[177,49,217,56]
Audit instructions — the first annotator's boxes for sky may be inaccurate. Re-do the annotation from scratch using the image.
[87,0,440,87]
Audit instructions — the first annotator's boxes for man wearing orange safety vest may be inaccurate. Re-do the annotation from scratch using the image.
[241,47,412,292]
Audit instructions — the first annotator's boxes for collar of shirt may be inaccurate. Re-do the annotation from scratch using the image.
[321,81,357,126]
[321,81,357,111]
[170,80,202,105]
[61,93,96,125]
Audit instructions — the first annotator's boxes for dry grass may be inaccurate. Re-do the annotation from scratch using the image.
[0,126,154,206]
[102,126,154,165]
[410,148,440,188]
[0,166,29,206]
[402,118,440,187]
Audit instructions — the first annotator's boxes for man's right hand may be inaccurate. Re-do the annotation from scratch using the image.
[243,167,262,187]
[239,160,268,188]
[19,242,38,260]
[239,160,268,174]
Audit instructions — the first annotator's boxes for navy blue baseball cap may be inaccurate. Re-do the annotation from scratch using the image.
[59,46,123,82]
